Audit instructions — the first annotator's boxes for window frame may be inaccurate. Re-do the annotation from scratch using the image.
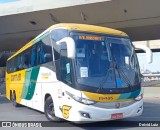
[6,32,54,74]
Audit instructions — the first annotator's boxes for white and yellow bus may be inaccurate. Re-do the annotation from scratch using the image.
[6,23,152,122]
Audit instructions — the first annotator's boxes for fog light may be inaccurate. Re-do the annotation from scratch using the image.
[80,112,91,118]
[137,106,143,113]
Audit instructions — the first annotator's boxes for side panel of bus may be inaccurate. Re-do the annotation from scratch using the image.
[5,28,69,118]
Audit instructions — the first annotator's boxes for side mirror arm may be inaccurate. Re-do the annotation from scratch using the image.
[134,45,153,64]
[56,37,75,58]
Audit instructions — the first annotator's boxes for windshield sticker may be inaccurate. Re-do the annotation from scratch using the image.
[125,56,129,65]
[80,67,88,77]
[66,63,70,74]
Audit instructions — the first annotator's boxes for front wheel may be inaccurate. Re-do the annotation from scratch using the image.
[44,96,61,122]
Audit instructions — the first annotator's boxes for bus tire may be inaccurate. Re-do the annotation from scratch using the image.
[44,96,61,122]
[11,93,20,107]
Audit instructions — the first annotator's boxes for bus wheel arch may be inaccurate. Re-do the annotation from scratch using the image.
[44,93,51,103]
[44,95,61,121]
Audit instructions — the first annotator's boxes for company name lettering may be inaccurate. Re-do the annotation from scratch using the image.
[11,74,21,81]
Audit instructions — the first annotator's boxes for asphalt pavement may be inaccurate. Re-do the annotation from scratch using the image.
[0,96,160,130]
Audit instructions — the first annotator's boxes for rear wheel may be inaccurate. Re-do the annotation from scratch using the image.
[11,92,20,107]
[44,96,61,122]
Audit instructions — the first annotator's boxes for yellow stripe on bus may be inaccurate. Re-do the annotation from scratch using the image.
[6,70,26,103]
[82,91,120,102]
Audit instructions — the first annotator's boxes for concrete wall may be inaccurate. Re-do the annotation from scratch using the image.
[0,0,110,16]
[143,87,160,98]
[133,40,160,49]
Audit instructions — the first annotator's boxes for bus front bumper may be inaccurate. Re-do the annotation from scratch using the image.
[66,99,143,122]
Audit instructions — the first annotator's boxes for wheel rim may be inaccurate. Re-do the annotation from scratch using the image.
[47,103,55,119]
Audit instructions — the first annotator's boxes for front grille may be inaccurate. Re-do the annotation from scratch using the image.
[93,100,136,109]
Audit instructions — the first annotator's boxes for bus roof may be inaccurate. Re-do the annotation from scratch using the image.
[8,23,128,61]
[48,23,127,36]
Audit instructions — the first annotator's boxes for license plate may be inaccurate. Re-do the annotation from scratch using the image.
[111,113,123,119]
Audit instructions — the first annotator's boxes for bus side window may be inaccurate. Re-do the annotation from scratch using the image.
[37,35,53,65]
[10,61,13,72]
[51,29,68,42]
[9,59,13,72]
[23,50,31,68]
[19,53,25,69]
[37,42,45,65]
[37,44,41,65]
[31,46,37,67]
[13,57,18,71]
[40,44,45,63]
[51,29,69,61]
[17,54,22,70]
[41,34,53,63]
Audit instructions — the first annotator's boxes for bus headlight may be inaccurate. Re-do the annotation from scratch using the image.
[135,93,143,101]
[66,91,96,105]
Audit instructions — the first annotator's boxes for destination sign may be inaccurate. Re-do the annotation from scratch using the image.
[79,35,103,41]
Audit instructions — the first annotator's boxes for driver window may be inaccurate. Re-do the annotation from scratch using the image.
[60,49,72,85]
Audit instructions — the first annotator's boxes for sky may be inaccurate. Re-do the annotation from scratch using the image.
[0,0,19,3]
[137,52,160,72]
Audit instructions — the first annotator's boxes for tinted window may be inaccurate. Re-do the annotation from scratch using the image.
[37,34,53,65]
[31,46,37,67]
[51,29,68,61]
[24,50,31,68]
[7,33,53,73]
[60,50,72,85]
[51,29,68,42]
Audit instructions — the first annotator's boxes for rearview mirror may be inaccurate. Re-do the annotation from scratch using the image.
[56,37,75,58]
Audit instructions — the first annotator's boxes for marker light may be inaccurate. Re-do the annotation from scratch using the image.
[66,91,96,105]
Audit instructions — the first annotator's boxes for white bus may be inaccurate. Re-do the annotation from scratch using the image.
[6,23,152,122]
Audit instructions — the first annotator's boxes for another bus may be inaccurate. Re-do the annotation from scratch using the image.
[6,23,152,122]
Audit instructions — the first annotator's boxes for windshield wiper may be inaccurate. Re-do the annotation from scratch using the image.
[96,61,132,93]
[96,62,113,93]
[114,62,132,88]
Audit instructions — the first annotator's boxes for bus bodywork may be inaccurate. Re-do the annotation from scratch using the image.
[6,23,151,122]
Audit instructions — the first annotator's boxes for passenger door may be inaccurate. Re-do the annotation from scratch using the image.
[59,49,73,119]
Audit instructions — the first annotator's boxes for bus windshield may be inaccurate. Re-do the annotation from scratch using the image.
[108,37,140,88]
[73,33,140,89]
[73,34,115,88]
